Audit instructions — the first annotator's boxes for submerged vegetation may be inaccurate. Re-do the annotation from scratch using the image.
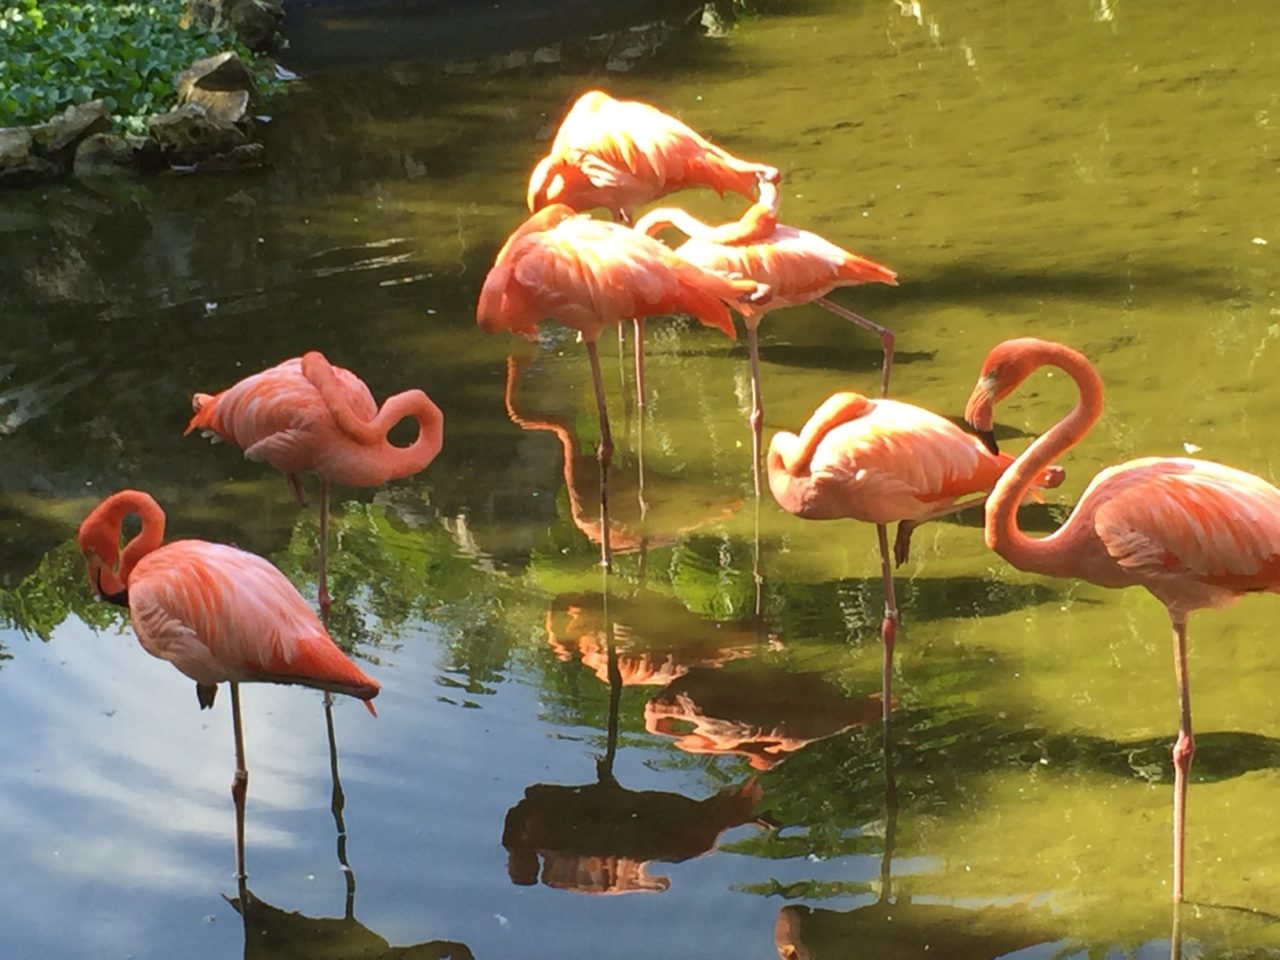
[0,0,250,133]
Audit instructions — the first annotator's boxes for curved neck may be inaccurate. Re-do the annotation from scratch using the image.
[504,355,589,530]
[304,352,444,478]
[93,490,166,584]
[777,393,871,475]
[986,342,1105,572]
[634,199,778,246]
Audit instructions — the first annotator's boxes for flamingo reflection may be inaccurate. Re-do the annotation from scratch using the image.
[505,582,767,894]
[546,591,757,686]
[505,354,741,556]
[226,698,474,960]
[645,667,883,771]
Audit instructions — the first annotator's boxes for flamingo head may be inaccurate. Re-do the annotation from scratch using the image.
[965,337,1047,452]
[77,509,128,607]
[527,155,588,212]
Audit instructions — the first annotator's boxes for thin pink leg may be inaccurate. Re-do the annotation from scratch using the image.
[1170,614,1194,903]
[876,523,899,724]
[287,474,307,507]
[747,323,764,498]
[894,494,988,566]
[230,681,248,881]
[633,318,646,411]
[585,341,614,572]
[816,296,895,397]
[318,479,332,612]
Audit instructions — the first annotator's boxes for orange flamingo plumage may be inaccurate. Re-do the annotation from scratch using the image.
[768,391,1063,721]
[636,178,898,494]
[77,489,379,879]
[186,351,443,611]
[477,204,763,569]
[966,337,1280,903]
[527,89,779,225]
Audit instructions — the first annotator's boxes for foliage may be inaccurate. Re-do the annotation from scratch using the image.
[0,0,252,134]
[0,539,124,643]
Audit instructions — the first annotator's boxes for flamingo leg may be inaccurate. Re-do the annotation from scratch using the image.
[230,681,248,881]
[324,692,357,917]
[287,474,308,508]
[1170,614,1194,903]
[894,494,989,566]
[633,318,646,411]
[585,340,614,572]
[875,523,899,724]
[318,478,332,613]
[747,322,764,498]
[816,296,895,397]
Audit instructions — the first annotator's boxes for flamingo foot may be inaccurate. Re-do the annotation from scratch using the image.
[893,521,916,567]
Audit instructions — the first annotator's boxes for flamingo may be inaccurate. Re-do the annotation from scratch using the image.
[527,89,780,226]
[636,177,898,495]
[77,489,380,879]
[767,391,1064,721]
[186,351,443,611]
[966,337,1280,903]
[476,204,764,569]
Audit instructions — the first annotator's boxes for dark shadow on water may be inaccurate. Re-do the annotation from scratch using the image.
[757,341,934,376]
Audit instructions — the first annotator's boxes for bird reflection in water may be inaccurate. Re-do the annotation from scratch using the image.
[504,581,767,894]
[505,353,741,563]
[774,717,1063,960]
[545,591,758,687]
[645,667,883,771]
[226,698,474,960]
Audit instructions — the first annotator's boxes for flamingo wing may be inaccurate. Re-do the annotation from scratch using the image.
[1093,459,1280,589]
[128,541,378,699]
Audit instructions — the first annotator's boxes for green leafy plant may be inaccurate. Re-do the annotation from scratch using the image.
[0,0,261,134]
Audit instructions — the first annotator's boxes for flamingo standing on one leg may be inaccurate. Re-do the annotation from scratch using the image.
[476,204,764,570]
[636,178,898,495]
[186,351,443,612]
[527,89,780,226]
[767,392,1064,721]
[77,489,380,880]
[965,337,1280,903]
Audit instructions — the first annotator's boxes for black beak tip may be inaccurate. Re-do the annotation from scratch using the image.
[976,428,1000,456]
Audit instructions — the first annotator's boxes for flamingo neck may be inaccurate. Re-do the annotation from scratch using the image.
[634,202,777,246]
[100,490,166,584]
[985,342,1105,574]
[780,393,873,475]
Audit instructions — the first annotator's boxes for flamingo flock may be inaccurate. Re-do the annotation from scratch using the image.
[73,88,1280,907]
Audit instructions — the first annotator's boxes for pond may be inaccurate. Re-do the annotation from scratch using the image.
[3,0,1280,957]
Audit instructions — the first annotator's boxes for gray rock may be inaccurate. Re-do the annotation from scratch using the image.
[182,0,284,53]
[177,51,257,125]
[30,99,111,158]
[73,133,136,178]
[0,127,58,185]
[194,142,266,173]
[149,102,249,165]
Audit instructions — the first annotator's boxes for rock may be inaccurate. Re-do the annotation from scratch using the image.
[73,133,136,177]
[0,128,59,185]
[194,142,265,173]
[149,102,248,165]
[182,0,284,53]
[29,99,111,158]
[176,51,257,125]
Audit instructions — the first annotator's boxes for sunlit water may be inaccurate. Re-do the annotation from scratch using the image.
[3,1,1280,957]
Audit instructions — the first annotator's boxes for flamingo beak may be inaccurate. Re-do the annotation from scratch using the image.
[964,375,1000,454]
[94,564,129,607]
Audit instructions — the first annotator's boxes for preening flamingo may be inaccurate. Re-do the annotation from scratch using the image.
[77,489,380,879]
[187,351,443,611]
[966,337,1280,903]
[768,391,1064,721]
[636,178,898,494]
[527,89,780,225]
[477,204,764,569]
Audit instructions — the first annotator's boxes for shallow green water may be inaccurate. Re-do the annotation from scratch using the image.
[2,1,1280,957]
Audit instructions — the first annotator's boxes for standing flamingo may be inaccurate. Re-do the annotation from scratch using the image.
[966,337,1280,903]
[527,89,780,226]
[636,178,898,494]
[77,489,380,879]
[186,351,443,611]
[767,391,1064,721]
[476,204,764,569]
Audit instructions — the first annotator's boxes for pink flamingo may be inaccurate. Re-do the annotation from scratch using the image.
[477,204,764,569]
[77,489,380,879]
[186,351,443,611]
[636,178,898,494]
[527,89,779,225]
[967,337,1280,903]
[768,391,1064,721]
